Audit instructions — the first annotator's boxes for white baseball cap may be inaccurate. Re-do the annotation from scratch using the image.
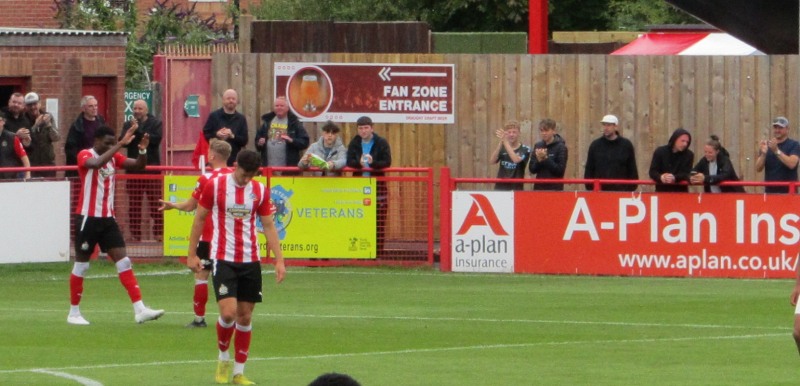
[24,92,39,105]
[601,114,619,125]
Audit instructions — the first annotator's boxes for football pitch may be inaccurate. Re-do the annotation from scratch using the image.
[0,261,797,385]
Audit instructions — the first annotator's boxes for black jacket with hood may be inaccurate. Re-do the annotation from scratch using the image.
[648,128,695,192]
[529,133,568,191]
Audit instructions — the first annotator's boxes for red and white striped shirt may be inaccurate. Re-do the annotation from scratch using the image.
[192,167,233,242]
[75,149,127,217]
[199,174,275,263]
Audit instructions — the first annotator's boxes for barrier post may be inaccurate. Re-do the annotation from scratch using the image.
[439,167,452,271]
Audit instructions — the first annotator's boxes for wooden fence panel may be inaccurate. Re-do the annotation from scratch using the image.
[211,53,800,197]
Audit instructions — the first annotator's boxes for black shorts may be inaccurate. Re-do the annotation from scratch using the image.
[74,215,125,256]
[212,260,262,303]
[197,241,212,270]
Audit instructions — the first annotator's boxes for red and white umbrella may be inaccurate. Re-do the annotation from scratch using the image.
[612,32,764,56]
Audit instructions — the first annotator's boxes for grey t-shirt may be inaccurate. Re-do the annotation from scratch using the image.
[267,117,288,166]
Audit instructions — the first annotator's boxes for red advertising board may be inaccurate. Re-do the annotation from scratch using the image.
[514,192,798,278]
[274,62,455,124]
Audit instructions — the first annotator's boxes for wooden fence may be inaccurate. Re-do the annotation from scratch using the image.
[211,53,799,191]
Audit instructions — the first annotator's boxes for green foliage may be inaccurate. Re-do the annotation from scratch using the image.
[53,0,234,89]
[608,0,698,30]
[250,0,698,33]
[249,0,528,32]
[549,0,612,32]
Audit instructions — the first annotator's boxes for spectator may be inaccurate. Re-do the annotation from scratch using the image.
[159,139,232,328]
[255,96,310,171]
[299,121,346,176]
[648,128,694,193]
[529,118,568,191]
[346,116,392,257]
[24,92,60,178]
[119,99,163,241]
[584,114,638,191]
[186,150,286,385]
[0,112,31,180]
[489,120,531,191]
[202,89,248,166]
[308,373,361,386]
[690,135,745,193]
[66,124,164,325]
[2,92,32,150]
[756,116,800,193]
[65,95,105,177]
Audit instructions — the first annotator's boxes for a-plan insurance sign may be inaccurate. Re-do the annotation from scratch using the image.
[274,62,455,124]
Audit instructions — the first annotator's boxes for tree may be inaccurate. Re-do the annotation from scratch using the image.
[53,0,234,89]
[608,0,697,31]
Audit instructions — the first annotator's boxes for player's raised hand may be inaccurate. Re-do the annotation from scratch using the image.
[120,121,137,145]
[138,133,150,151]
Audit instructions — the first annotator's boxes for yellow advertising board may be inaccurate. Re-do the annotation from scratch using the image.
[163,175,377,259]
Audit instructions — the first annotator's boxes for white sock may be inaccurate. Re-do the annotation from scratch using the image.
[69,305,81,316]
[233,362,245,376]
[219,350,230,361]
[132,300,145,314]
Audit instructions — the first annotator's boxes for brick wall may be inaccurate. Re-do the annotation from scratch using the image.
[0,45,127,166]
[0,0,60,28]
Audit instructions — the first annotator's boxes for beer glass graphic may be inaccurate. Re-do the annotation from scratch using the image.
[300,74,320,112]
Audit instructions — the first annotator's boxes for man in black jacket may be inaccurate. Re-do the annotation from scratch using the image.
[254,96,309,171]
[119,99,163,241]
[649,127,694,193]
[584,114,638,191]
[202,89,248,166]
[65,96,105,177]
[347,116,392,258]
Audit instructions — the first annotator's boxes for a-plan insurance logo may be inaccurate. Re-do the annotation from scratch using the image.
[451,192,514,273]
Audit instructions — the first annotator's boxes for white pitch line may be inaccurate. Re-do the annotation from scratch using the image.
[30,369,103,386]
[1,306,788,332]
[1,332,785,376]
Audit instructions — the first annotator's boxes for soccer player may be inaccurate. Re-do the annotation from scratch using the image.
[187,150,286,385]
[159,139,232,327]
[67,124,165,325]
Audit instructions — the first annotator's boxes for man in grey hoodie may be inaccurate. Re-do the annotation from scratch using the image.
[298,121,346,175]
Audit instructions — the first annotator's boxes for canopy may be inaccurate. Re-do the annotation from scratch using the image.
[611,32,764,55]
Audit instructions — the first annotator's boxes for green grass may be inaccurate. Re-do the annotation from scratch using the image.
[0,261,796,385]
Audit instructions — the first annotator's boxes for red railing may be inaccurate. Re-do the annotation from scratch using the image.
[0,165,435,267]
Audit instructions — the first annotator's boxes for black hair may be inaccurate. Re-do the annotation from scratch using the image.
[356,116,373,126]
[321,121,341,133]
[236,150,261,173]
[94,125,116,139]
[308,373,361,386]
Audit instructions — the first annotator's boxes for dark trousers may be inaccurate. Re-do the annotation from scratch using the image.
[127,177,162,241]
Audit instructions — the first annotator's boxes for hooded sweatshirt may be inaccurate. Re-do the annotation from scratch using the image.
[648,128,695,192]
[530,133,568,191]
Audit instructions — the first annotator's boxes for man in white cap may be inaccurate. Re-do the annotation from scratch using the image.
[584,114,639,191]
[756,116,800,193]
[24,92,60,177]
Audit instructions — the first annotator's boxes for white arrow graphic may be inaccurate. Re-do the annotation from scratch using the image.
[378,67,392,81]
[378,67,447,82]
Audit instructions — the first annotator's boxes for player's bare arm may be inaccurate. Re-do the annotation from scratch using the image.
[186,205,209,273]
[260,213,286,284]
[158,197,198,212]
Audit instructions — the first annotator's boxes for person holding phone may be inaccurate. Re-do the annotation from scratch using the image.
[690,135,745,193]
